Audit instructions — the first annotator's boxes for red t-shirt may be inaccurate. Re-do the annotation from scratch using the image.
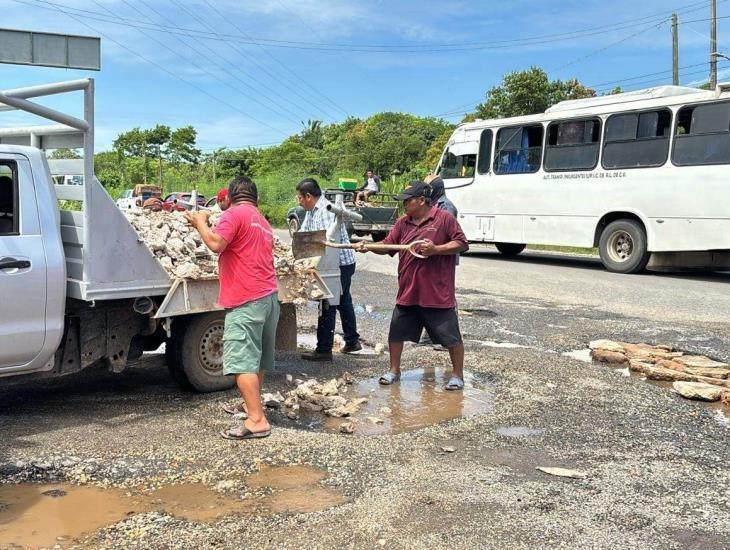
[382,207,468,309]
[214,203,278,308]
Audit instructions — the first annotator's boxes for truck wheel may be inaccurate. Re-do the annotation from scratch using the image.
[495,243,526,257]
[288,217,300,237]
[371,231,387,242]
[170,312,234,392]
[166,318,192,390]
[599,219,650,274]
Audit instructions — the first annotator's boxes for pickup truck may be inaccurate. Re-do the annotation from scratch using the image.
[116,184,163,210]
[287,189,399,241]
[0,78,334,392]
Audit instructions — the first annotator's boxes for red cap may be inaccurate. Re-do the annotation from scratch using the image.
[216,188,228,201]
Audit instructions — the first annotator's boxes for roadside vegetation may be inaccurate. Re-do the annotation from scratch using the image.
[53,67,608,226]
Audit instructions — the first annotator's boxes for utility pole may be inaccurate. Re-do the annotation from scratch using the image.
[672,13,679,85]
[711,0,718,89]
[212,151,216,187]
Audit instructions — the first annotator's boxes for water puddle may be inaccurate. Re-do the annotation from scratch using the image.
[496,426,544,438]
[0,465,344,547]
[293,367,493,436]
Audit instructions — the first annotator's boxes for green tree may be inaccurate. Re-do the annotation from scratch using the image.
[168,125,200,164]
[475,67,596,119]
[49,148,81,159]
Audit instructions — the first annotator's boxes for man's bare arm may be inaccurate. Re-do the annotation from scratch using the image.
[185,211,229,253]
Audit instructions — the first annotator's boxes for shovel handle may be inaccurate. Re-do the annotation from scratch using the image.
[340,239,428,259]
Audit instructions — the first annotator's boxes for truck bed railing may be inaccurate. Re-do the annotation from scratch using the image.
[0,79,172,301]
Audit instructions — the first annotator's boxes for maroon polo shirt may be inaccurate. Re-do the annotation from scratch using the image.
[382,207,468,309]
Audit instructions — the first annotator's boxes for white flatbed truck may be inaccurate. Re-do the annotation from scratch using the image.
[0,79,335,391]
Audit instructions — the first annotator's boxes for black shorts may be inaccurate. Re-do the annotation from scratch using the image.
[388,305,463,348]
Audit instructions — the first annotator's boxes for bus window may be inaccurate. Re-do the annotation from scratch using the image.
[602,109,671,169]
[439,148,476,179]
[494,124,544,175]
[544,118,600,172]
[672,101,730,166]
[477,129,492,174]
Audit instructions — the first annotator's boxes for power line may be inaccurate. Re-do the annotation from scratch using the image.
[14,0,725,52]
[168,0,341,121]
[204,0,349,117]
[32,0,288,136]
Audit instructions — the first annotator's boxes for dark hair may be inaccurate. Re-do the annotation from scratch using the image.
[366,168,373,174]
[228,175,258,204]
[296,177,322,198]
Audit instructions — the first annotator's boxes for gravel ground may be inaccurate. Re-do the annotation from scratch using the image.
[1,265,729,549]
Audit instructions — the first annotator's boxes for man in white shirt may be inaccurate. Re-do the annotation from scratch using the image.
[296,178,361,361]
[356,169,381,204]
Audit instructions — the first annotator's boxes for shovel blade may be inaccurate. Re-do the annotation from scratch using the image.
[291,229,327,259]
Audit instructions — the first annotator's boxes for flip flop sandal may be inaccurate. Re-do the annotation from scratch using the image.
[221,402,248,418]
[445,376,464,391]
[379,372,401,385]
[220,426,271,440]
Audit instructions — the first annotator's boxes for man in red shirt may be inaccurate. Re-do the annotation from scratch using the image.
[355,181,469,390]
[186,176,279,439]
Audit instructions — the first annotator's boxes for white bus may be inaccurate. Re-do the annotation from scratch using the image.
[437,84,730,273]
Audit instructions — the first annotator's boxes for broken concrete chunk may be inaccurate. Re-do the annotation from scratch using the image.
[674,355,729,369]
[339,421,355,434]
[672,381,724,402]
[320,379,341,396]
[588,340,625,353]
[590,349,627,365]
[536,467,588,479]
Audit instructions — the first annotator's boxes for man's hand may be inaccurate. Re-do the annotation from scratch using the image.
[353,241,369,253]
[184,210,210,230]
[418,239,439,257]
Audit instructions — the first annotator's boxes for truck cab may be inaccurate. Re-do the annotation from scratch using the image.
[0,148,66,377]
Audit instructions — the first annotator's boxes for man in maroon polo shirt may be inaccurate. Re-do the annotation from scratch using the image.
[355,180,469,390]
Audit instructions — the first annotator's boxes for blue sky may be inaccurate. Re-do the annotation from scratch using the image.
[2,0,729,151]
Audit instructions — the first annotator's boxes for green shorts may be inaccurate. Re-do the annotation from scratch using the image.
[223,292,280,375]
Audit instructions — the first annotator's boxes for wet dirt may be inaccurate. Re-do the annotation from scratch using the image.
[0,483,140,548]
[0,465,344,547]
[292,368,494,436]
[459,308,498,318]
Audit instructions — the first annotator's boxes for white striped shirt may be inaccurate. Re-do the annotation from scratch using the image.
[300,195,356,266]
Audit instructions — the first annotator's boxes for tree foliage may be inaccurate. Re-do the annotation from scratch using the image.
[475,67,596,119]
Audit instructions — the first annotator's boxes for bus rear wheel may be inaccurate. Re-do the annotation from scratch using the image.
[598,219,650,274]
[495,242,526,257]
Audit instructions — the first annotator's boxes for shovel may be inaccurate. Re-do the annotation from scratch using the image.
[292,229,427,260]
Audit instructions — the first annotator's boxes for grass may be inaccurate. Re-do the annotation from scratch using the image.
[527,244,598,256]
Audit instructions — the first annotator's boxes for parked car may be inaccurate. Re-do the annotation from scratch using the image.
[161,192,206,212]
[116,184,162,209]
[286,189,398,241]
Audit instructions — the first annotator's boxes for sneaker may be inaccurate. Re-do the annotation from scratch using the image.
[432,344,449,352]
[301,350,333,362]
[340,341,363,354]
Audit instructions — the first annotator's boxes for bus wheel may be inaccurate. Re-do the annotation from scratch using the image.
[170,312,234,392]
[495,243,526,257]
[599,220,650,274]
[287,217,300,238]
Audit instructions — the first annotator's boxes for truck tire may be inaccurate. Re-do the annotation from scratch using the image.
[495,242,526,257]
[371,231,387,242]
[599,219,650,274]
[288,216,300,237]
[169,312,234,392]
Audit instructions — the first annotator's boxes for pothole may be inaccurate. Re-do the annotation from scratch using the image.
[287,367,494,436]
[0,465,344,548]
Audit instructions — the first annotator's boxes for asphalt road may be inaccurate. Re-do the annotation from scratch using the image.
[0,233,728,549]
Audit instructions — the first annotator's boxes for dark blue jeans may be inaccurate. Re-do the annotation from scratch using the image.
[316,262,359,352]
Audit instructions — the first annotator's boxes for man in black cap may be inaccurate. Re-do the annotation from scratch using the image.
[355,181,469,390]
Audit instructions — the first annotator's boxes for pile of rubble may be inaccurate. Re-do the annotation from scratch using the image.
[262,373,367,434]
[124,209,325,304]
[589,340,730,404]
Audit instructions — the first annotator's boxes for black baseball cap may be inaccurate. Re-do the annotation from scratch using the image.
[394,180,431,201]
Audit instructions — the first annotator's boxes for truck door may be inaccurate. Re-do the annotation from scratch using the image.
[0,159,48,369]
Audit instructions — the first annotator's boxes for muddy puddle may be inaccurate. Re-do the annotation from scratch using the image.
[0,465,344,548]
[562,348,730,424]
[290,367,494,436]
